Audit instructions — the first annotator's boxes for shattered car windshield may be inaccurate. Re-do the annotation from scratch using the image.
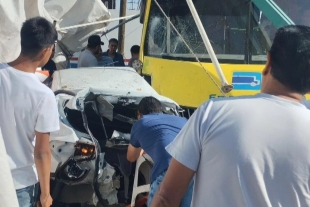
[144,0,275,64]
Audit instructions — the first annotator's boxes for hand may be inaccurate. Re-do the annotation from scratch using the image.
[140,149,145,156]
[37,194,53,207]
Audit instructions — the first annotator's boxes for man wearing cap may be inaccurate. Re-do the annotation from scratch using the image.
[78,35,104,68]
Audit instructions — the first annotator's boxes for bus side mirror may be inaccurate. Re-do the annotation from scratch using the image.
[140,0,146,24]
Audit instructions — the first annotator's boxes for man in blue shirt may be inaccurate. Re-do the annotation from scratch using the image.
[127,97,193,207]
[96,46,114,66]
[102,38,125,66]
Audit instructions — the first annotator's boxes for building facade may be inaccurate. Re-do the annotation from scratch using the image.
[102,0,116,9]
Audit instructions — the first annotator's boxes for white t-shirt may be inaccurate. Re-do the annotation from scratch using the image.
[0,63,60,189]
[77,49,98,68]
[167,94,310,207]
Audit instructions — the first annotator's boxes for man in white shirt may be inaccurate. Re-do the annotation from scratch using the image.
[151,25,310,207]
[78,35,104,67]
[0,17,60,207]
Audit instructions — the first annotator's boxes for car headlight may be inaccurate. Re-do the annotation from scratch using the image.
[55,158,90,183]
[74,142,96,161]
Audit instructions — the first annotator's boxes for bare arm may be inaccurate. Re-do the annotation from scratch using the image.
[150,158,195,207]
[34,131,52,206]
[127,144,142,162]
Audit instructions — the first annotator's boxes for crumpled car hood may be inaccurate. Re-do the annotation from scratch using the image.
[52,67,179,111]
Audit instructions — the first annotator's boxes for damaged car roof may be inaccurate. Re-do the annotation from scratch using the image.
[52,67,179,110]
[52,67,151,94]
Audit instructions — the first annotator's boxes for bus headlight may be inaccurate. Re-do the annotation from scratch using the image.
[132,59,143,74]
[74,142,96,161]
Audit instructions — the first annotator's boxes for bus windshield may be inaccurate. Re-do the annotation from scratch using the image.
[144,0,310,64]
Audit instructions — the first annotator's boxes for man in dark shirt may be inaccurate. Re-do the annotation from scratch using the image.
[102,38,125,66]
[127,97,193,207]
[42,44,56,88]
[42,45,56,76]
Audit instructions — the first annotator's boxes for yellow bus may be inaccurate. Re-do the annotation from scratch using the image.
[137,0,310,114]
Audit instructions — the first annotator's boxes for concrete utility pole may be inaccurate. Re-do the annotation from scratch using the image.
[118,0,127,55]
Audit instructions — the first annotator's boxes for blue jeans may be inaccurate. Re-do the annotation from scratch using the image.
[16,184,39,207]
[147,171,194,207]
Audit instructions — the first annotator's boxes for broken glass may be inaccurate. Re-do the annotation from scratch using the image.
[144,0,309,64]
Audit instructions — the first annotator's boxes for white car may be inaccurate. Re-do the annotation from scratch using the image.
[49,67,183,207]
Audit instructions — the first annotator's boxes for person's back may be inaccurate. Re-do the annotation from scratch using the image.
[150,25,310,207]
[78,49,98,67]
[180,94,310,207]
[128,96,193,207]
[98,55,114,66]
[0,17,59,207]
[78,35,103,68]
[0,63,56,186]
[131,113,187,182]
